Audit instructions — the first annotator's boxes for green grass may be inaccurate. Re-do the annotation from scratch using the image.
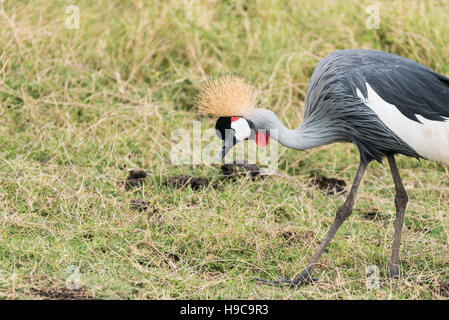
[0,0,448,299]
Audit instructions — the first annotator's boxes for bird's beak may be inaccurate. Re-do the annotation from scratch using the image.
[218,134,236,161]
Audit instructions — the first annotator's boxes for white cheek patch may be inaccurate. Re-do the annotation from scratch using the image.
[231,118,251,141]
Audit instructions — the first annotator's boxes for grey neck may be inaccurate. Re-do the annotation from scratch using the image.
[245,108,338,151]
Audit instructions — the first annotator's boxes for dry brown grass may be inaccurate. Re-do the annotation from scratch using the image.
[0,0,448,299]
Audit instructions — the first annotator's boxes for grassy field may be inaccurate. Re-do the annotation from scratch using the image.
[0,0,448,299]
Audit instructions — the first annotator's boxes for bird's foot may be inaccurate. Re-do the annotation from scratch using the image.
[253,270,317,288]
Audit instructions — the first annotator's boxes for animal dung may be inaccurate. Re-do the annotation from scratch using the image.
[278,228,315,245]
[309,175,346,195]
[130,199,157,213]
[221,162,261,179]
[163,175,211,190]
[125,169,148,190]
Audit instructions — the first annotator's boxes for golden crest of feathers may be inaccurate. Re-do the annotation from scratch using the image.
[195,73,259,116]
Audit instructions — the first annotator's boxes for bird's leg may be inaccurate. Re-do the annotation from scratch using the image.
[386,154,408,278]
[254,161,367,288]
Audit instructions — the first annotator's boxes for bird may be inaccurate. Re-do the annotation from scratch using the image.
[195,49,449,287]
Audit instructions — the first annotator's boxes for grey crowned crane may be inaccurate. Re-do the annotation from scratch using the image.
[196,49,449,287]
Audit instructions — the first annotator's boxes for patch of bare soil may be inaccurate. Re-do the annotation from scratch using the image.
[125,169,148,190]
[130,199,158,213]
[163,175,211,190]
[309,175,346,195]
[30,288,93,300]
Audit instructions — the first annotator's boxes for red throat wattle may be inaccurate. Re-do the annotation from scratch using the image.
[255,131,269,147]
[230,117,269,147]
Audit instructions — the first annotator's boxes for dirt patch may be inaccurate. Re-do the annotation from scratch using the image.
[309,175,346,195]
[221,163,261,179]
[130,199,158,213]
[125,169,148,190]
[30,288,93,300]
[163,175,211,190]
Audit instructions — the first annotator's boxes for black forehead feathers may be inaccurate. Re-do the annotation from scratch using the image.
[215,117,231,140]
[215,117,231,130]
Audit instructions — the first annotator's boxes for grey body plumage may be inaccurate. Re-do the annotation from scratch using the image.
[199,49,449,287]
[248,49,449,164]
